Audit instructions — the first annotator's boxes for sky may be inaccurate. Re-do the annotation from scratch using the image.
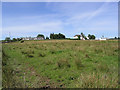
[2,2,118,39]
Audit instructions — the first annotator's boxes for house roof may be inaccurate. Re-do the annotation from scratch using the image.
[74,35,81,37]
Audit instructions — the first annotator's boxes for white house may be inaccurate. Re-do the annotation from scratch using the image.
[98,36,107,40]
[70,35,86,40]
[22,37,31,40]
[99,38,107,40]
[86,36,89,40]
[74,35,86,40]
[37,37,44,40]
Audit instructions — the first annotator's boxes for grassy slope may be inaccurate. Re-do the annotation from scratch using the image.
[2,40,118,88]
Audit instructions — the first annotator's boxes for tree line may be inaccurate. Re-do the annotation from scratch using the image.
[3,33,66,42]
[50,33,65,39]
[3,32,119,43]
[37,33,66,39]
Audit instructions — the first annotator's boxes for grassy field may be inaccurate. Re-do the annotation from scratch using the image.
[2,40,118,88]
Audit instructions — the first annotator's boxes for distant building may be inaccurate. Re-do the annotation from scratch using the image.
[73,35,86,40]
[98,38,107,40]
[98,36,107,40]
[22,37,30,40]
[73,35,80,39]
[22,37,44,40]
[86,36,89,40]
[37,37,44,40]
[70,36,78,39]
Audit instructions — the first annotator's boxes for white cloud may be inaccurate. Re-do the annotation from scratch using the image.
[85,2,109,22]
[3,21,63,33]
[2,2,117,39]
[64,2,110,27]
[64,12,92,27]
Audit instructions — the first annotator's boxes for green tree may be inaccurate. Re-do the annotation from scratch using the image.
[81,32,87,40]
[5,37,11,42]
[115,37,117,39]
[88,34,91,39]
[50,33,54,39]
[17,38,22,41]
[91,35,95,39]
[37,34,45,39]
[81,33,84,37]
[78,35,80,40]
[59,33,65,39]
[46,37,49,39]
[12,38,17,42]
[50,33,65,39]
[88,34,96,40]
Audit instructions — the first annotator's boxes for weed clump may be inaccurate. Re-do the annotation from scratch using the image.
[97,64,109,72]
[20,40,24,43]
[34,46,38,49]
[29,46,32,48]
[114,49,118,52]
[94,48,103,53]
[85,54,90,58]
[44,60,53,65]
[74,58,84,69]
[21,50,34,55]
[38,52,46,57]
[57,59,70,69]
[50,51,56,54]
[26,54,34,58]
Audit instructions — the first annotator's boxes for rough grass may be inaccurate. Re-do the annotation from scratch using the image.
[2,40,118,88]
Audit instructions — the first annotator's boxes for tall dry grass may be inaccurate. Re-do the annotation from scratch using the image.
[74,72,118,88]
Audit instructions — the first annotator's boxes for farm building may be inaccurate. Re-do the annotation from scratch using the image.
[98,38,107,40]
[98,36,107,40]
[70,35,79,39]
[73,35,86,40]
[22,37,44,40]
